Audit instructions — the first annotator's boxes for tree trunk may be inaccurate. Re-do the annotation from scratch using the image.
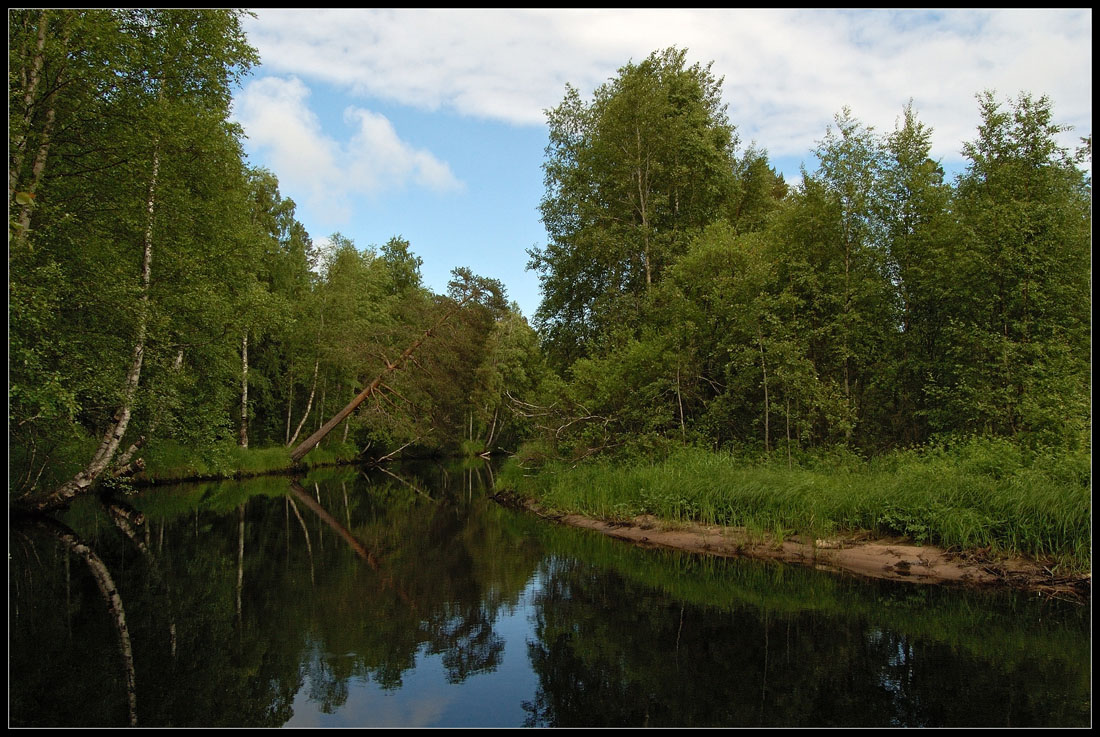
[759,337,770,452]
[18,145,159,514]
[11,11,71,248]
[786,396,792,470]
[9,11,49,197]
[485,406,500,450]
[843,221,853,441]
[29,516,138,726]
[287,359,319,447]
[239,332,249,448]
[290,295,472,462]
[289,481,377,565]
[285,378,294,445]
[286,497,314,586]
[236,504,245,622]
[676,365,686,442]
[635,122,653,287]
[113,347,183,472]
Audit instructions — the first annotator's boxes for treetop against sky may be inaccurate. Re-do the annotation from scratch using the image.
[231,9,1091,319]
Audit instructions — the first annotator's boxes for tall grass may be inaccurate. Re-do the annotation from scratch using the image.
[139,439,360,483]
[498,437,1091,571]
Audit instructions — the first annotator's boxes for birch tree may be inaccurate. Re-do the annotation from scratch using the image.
[11,10,258,511]
[531,47,739,365]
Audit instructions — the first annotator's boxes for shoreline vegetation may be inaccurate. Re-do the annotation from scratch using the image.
[110,439,485,487]
[31,440,365,490]
[134,441,360,485]
[496,438,1091,594]
[10,13,1089,605]
[27,433,1091,600]
[89,434,1093,597]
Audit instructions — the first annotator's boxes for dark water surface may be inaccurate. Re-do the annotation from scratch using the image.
[9,461,1090,727]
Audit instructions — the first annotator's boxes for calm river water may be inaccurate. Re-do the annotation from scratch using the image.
[9,461,1090,727]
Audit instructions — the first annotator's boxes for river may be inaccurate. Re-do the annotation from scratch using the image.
[9,460,1090,727]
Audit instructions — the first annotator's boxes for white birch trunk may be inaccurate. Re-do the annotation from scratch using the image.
[285,378,294,445]
[239,333,249,448]
[20,145,159,513]
[759,337,770,452]
[287,359,319,447]
[11,11,70,247]
[9,11,48,198]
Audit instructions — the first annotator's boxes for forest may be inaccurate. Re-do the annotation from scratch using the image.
[9,11,1092,538]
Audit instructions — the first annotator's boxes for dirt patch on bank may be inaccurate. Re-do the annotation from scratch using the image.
[495,493,1089,600]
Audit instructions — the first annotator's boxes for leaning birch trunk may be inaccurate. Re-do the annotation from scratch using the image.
[17,145,159,514]
[287,358,319,447]
[113,348,182,472]
[485,406,499,450]
[239,332,249,448]
[290,295,472,463]
[103,494,178,662]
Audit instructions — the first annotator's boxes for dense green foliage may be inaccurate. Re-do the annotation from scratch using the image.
[8,22,1090,730]
[519,51,1089,562]
[528,49,1090,463]
[8,20,1091,556]
[10,10,550,503]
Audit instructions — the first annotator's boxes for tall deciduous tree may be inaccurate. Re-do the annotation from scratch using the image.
[937,92,1091,448]
[875,101,955,445]
[807,108,894,444]
[531,47,739,365]
[11,9,259,510]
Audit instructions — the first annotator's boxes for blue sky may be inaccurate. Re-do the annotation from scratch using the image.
[231,9,1092,320]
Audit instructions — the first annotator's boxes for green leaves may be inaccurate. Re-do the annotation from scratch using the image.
[943,92,1091,447]
[9,10,268,491]
[533,47,740,365]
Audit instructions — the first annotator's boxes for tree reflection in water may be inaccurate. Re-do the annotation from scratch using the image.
[8,461,1091,727]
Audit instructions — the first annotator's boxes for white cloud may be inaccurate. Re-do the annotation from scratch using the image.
[243,8,1091,167]
[343,108,464,193]
[231,75,462,225]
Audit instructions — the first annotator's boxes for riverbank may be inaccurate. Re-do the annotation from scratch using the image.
[495,440,1091,594]
[127,441,362,486]
[495,491,1089,598]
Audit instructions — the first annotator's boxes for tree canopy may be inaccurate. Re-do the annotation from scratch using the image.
[8,27,1091,509]
[525,48,1090,459]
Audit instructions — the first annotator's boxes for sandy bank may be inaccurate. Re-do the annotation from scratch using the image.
[495,493,1089,600]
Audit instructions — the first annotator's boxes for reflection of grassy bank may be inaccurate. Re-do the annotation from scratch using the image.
[499,439,1091,571]
[524,516,1090,703]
